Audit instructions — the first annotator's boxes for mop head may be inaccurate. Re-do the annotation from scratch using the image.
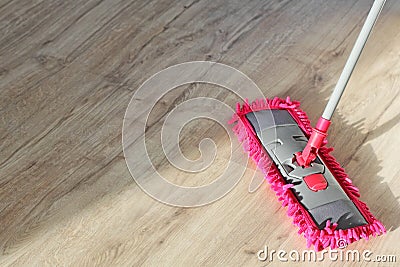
[229,97,385,251]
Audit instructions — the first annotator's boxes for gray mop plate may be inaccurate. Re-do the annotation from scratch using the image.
[245,109,367,230]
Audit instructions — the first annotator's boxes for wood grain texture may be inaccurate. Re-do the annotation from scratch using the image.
[0,0,399,266]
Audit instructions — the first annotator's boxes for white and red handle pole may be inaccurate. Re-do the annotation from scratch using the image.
[295,0,386,167]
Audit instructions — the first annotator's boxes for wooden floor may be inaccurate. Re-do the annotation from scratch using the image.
[1,0,399,266]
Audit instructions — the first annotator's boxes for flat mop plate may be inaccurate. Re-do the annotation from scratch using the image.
[229,97,385,251]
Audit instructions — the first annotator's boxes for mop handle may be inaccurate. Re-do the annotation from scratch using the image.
[322,0,386,120]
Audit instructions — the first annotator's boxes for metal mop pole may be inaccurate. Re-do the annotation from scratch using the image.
[296,0,386,167]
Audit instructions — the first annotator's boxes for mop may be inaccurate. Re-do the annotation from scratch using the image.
[229,0,386,251]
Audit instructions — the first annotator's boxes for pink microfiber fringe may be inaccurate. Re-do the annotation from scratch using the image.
[229,97,385,251]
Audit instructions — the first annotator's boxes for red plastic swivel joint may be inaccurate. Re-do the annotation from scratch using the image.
[295,117,331,167]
